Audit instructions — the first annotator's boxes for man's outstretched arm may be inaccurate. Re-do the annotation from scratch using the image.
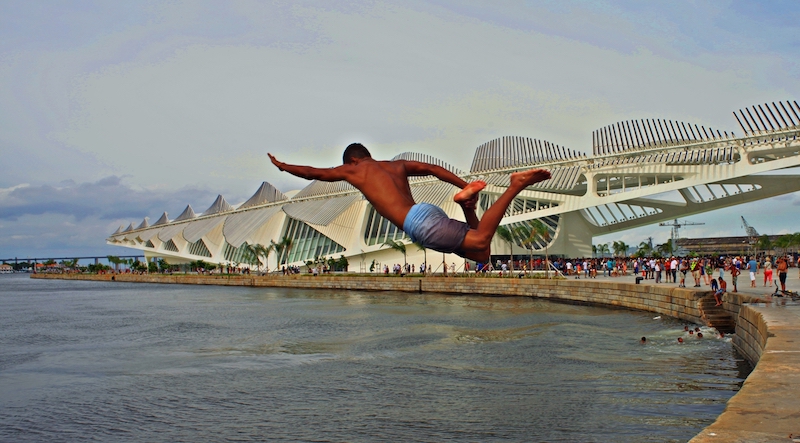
[269,153,351,182]
[403,160,470,189]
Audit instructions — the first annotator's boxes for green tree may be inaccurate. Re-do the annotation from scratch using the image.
[132,260,147,273]
[529,220,551,279]
[756,235,772,256]
[612,241,629,258]
[242,243,262,270]
[636,241,652,257]
[596,243,610,259]
[775,235,792,257]
[259,243,274,272]
[495,225,515,275]
[336,255,349,272]
[106,255,122,271]
[413,241,428,275]
[274,237,294,265]
[381,239,407,268]
[513,225,532,275]
[656,242,672,257]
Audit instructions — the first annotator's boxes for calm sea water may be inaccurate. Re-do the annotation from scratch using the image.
[0,274,749,442]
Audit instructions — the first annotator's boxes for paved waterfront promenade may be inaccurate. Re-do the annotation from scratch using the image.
[32,270,800,441]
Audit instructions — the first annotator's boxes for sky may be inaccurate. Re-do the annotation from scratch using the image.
[1,0,799,260]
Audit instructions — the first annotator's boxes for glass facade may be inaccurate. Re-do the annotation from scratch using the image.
[280,217,344,264]
[188,239,212,257]
[363,205,409,246]
[163,239,178,252]
[223,242,256,265]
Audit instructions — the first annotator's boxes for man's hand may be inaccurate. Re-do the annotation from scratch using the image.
[268,153,284,171]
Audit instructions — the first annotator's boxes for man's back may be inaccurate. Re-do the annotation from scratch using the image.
[344,160,417,227]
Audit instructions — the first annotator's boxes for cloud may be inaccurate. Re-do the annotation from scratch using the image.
[1,1,798,258]
[0,175,217,222]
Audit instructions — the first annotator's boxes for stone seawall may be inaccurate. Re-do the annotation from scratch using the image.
[32,273,800,441]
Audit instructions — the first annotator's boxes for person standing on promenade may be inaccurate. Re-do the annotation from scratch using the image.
[671,256,678,284]
[730,263,740,293]
[269,143,551,263]
[776,256,789,292]
[763,256,773,287]
[690,258,701,287]
[654,259,662,283]
[747,256,758,288]
[679,258,688,288]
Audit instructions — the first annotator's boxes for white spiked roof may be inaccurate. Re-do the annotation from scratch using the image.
[153,212,169,226]
[239,182,288,209]
[136,217,150,230]
[174,205,197,221]
[203,195,233,215]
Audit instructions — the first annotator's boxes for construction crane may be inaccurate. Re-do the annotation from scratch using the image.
[659,218,705,253]
[741,216,759,247]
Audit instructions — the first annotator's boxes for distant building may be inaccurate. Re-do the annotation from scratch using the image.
[676,235,784,257]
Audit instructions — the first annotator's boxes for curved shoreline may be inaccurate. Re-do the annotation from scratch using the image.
[31,273,800,440]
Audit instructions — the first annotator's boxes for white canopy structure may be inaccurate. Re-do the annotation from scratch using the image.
[109,100,800,269]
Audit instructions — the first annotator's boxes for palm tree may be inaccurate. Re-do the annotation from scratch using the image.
[612,241,629,258]
[256,243,274,273]
[514,225,534,275]
[656,242,671,257]
[529,220,551,279]
[271,239,285,267]
[107,255,122,271]
[381,239,407,268]
[775,235,792,257]
[495,225,515,275]
[413,241,428,275]
[792,232,800,256]
[243,243,263,271]
[637,241,652,257]
[592,244,597,258]
[280,237,294,265]
[272,237,294,266]
[596,243,610,259]
[756,234,772,257]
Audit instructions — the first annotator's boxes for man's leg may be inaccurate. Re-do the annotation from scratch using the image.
[458,194,479,229]
[459,169,551,261]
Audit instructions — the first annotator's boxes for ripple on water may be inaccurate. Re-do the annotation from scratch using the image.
[0,278,748,442]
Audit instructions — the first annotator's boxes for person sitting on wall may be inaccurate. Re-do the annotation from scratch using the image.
[713,277,727,306]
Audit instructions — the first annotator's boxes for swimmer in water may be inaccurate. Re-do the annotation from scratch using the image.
[640,336,647,344]
[677,337,684,343]
[697,332,703,338]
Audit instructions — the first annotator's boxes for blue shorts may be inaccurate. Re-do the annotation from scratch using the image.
[403,203,469,255]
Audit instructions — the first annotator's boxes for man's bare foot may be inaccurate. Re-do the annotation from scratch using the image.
[454,180,486,204]
[510,168,551,188]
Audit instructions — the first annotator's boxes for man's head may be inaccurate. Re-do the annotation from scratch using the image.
[343,143,371,164]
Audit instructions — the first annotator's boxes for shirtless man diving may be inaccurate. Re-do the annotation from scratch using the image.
[268,143,551,263]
